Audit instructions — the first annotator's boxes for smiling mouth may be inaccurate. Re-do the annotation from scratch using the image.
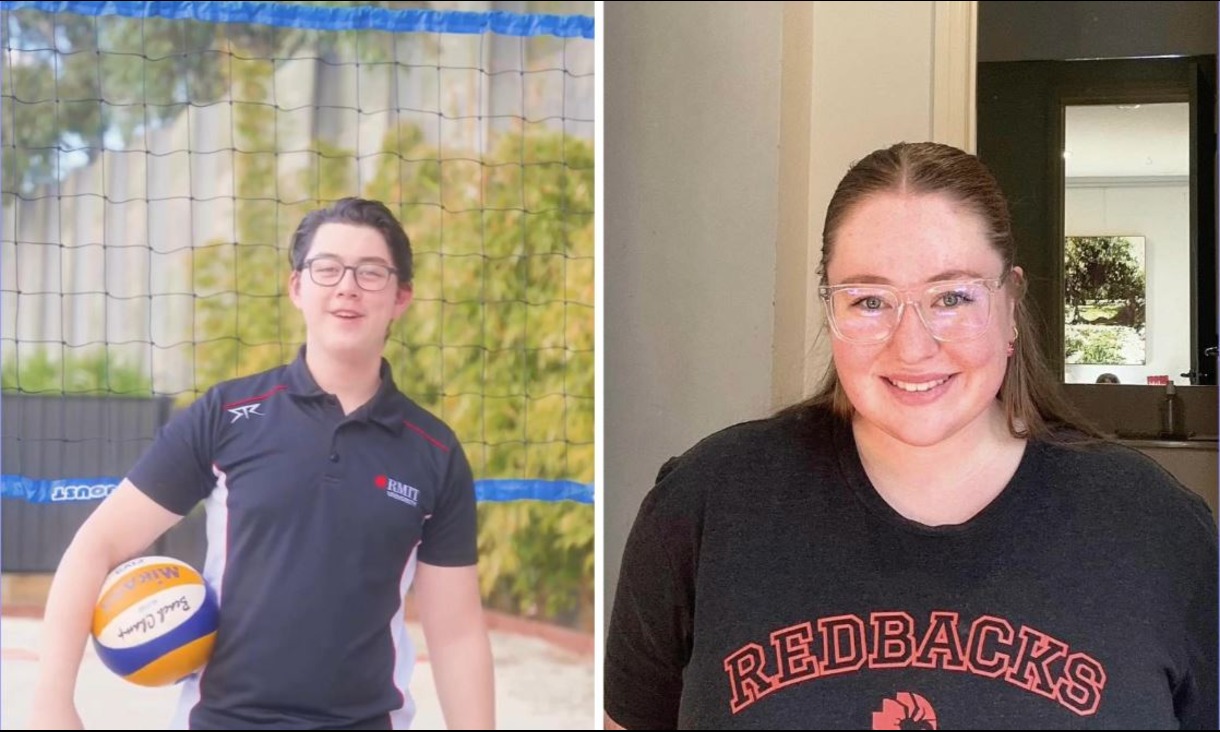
[332,311,363,320]
[885,375,953,393]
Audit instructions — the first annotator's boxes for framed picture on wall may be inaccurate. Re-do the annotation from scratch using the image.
[1064,235,1147,365]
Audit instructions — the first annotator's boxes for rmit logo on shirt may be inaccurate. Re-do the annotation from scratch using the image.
[374,474,419,506]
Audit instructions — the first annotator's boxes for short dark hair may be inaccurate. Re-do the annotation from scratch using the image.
[288,198,413,286]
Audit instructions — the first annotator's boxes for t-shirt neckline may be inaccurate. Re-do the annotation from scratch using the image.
[830,413,1043,538]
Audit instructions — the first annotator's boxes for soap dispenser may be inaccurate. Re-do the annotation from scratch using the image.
[1159,380,1186,439]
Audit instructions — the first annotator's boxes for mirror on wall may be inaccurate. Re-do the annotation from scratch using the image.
[1062,103,1191,386]
[976,1,1217,393]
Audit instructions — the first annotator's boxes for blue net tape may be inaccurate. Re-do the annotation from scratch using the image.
[2,1,595,39]
[1,474,594,504]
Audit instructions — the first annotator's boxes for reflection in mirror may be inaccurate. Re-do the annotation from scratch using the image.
[1062,103,1190,385]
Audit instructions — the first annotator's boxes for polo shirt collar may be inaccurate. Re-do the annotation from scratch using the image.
[285,346,405,434]
[285,346,326,397]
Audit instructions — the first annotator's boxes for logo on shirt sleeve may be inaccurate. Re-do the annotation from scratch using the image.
[227,403,265,423]
[375,474,419,506]
[222,385,285,423]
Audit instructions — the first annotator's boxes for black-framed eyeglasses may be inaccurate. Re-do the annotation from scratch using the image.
[818,271,1010,344]
[301,257,398,292]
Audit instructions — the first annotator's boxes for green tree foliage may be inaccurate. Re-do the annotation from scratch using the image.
[1,348,153,395]
[1064,236,1146,328]
[1065,324,1130,365]
[2,2,428,194]
[366,123,594,626]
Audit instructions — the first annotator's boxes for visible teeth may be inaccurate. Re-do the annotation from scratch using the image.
[889,376,949,393]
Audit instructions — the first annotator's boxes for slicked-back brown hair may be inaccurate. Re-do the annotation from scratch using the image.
[794,142,1095,439]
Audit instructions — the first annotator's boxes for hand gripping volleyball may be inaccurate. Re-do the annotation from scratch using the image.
[91,556,219,686]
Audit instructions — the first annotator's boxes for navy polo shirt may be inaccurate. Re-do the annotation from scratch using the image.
[128,348,477,730]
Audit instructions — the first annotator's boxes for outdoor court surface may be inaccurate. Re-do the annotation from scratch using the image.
[1,615,593,730]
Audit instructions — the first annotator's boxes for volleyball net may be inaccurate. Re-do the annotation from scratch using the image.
[1,0,594,621]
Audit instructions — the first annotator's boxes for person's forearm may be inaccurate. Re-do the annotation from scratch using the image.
[32,534,118,709]
[429,628,495,729]
[27,482,181,729]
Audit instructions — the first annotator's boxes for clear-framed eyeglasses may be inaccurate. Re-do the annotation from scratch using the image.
[301,257,398,292]
[818,272,1010,344]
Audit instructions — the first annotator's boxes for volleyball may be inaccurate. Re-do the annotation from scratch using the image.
[91,556,219,687]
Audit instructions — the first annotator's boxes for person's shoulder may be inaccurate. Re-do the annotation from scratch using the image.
[205,363,293,401]
[1037,433,1215,532]
[672,405,830,464]
[176,364,293,417]
[1037,432,1184,491]
[394,393,461,451]
[644,405,839,509]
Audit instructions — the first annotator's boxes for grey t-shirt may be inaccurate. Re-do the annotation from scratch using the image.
[606,407,1217,729]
